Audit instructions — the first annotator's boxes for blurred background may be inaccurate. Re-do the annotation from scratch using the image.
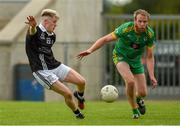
[0,0,180,102]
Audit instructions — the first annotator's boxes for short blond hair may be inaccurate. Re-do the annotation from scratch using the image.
[41,9,59,19]
[134,9,150,20]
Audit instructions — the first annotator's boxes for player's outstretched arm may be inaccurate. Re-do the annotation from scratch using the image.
[25,16,37,35]
[77,33,117,60]
[77,50,92,60]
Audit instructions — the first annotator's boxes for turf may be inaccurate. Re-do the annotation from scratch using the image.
[0,100,180,125]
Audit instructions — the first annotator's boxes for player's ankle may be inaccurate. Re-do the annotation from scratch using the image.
[73,109,80,115]
[132,108,140,116]
[74,91,85,100]
[136,96,143,101]
[77,91,84,97]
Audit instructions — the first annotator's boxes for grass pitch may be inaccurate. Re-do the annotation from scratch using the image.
[0,100,180,125]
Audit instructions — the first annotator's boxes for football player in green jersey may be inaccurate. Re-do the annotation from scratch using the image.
[77,9,157,119]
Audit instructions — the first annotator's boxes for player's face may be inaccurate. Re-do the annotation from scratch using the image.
[45,16,58,33]
[134,14,148,33]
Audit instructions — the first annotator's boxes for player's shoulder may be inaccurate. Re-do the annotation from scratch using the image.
[146,26,155,38]
[122,21,134,26]
[36,25,42,32]
[120,21,134,33]
[114,21,134,36]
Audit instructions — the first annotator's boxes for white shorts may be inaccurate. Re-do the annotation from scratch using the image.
[33,64,71,89]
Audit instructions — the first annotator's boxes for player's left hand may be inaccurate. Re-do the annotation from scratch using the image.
[25,16,37,28]
[150,76,157,89]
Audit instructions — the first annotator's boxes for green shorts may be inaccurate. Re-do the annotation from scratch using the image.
[112,51,144,74]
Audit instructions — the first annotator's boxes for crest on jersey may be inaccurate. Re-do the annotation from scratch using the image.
[144,37,147,41]
[40,33,45,40]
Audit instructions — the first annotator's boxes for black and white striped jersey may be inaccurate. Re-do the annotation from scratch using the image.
[25,24,61,72]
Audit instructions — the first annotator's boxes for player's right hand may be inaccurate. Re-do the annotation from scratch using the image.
[25,16,37,28]
[150,76,158,89]
[77,50,91,60]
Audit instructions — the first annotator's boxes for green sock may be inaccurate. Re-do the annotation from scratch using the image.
[133,108,140,115]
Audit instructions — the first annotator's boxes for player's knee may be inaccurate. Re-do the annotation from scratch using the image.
[126,78,135,88]
[79,77,86,86]
[64,91,73,100]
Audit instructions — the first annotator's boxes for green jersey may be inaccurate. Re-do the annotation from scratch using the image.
[113,21,155,63]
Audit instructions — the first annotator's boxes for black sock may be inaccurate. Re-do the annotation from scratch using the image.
[73,109,80,115]
[78,92,84,97]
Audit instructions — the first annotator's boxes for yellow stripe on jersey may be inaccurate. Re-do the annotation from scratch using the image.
[147,26,154,38]
[111,32,117,39]
[147,31,153,38]
[122,26,134,33]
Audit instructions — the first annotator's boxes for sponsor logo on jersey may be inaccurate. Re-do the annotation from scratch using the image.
[131,43,140,49]
[46,38,54,44]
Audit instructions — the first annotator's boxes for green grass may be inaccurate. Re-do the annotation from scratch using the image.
[0,100,180,125]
